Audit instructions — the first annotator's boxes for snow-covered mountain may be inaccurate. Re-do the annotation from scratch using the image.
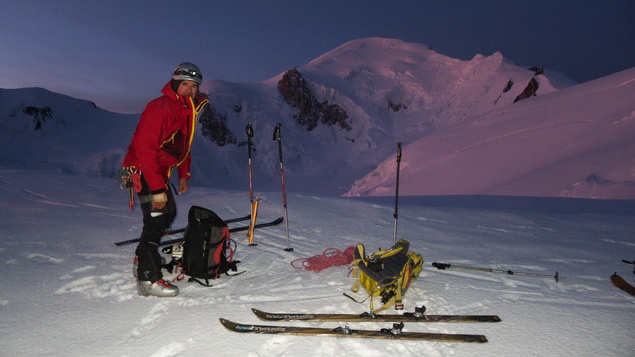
[346,66,635,199]
[197,38,577,195]
[0,87,137,175]
[3,37,633,199]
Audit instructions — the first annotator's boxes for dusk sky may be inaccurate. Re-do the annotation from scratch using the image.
[1,1,633,114]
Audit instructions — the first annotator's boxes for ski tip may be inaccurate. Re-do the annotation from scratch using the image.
[251,308,276,321]
[219,318,234,329]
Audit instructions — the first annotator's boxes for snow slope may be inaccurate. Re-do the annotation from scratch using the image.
[1,169,633,356]
[346,67,635,199]
[0,87,137,175]
[196,38,577,195]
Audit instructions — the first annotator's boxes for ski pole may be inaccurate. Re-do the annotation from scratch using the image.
[246,123,257,236]
[274,123,293,252]
[432,262,559,282]
[246,123,254,207]
[393,142,402,245]
[622,260,635,274]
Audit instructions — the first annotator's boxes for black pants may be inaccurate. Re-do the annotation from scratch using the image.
[135,180,177,282]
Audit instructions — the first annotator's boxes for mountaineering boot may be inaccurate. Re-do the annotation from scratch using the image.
[137,279,179,297]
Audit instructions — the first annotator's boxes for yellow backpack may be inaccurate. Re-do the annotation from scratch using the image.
[350,239,423,313]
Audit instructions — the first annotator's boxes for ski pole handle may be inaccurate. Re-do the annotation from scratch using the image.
[274,123,283,163]
[431,262,451,270]
[246,122,254,138]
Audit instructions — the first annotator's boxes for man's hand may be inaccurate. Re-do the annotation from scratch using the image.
[178,177,189,195]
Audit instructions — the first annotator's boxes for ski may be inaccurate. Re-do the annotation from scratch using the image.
[252,307,501,323]
[158,217,284,247]
[163,213,253,236]
[219,318,488,343]
[114,213,252,246]
[611,273,635,296]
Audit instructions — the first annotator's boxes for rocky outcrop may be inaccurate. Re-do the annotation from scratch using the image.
[198,104,237,146]
[514,77,539,103]
[22,106,54,131]
[278,68,351,131]
[514,67,544,103]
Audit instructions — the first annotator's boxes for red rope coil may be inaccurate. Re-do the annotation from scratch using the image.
[291,246,355,273]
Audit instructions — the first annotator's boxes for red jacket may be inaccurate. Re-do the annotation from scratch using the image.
[123,80,209,194]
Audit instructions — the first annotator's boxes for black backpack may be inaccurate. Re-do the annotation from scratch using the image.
[171,206,240,286]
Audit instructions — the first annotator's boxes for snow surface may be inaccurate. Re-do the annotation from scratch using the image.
[1,169,634,356]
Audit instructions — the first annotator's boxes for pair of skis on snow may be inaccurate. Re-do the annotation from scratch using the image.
[220,306,500,343]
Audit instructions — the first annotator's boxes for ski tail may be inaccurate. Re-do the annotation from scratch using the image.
[611,273,635,296]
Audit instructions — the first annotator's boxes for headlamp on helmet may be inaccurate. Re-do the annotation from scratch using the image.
[172,62,202,84]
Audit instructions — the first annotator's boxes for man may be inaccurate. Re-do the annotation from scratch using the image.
[123,62,209,297]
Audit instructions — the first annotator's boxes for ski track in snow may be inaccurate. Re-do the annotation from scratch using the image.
[21,189,81,207]
[23,253,64,264]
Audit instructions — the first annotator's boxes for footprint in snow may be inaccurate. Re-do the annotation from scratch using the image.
[148,341,186,357]
[55,272,135,300]
[130,300,171,338]
[60,265,97,280]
